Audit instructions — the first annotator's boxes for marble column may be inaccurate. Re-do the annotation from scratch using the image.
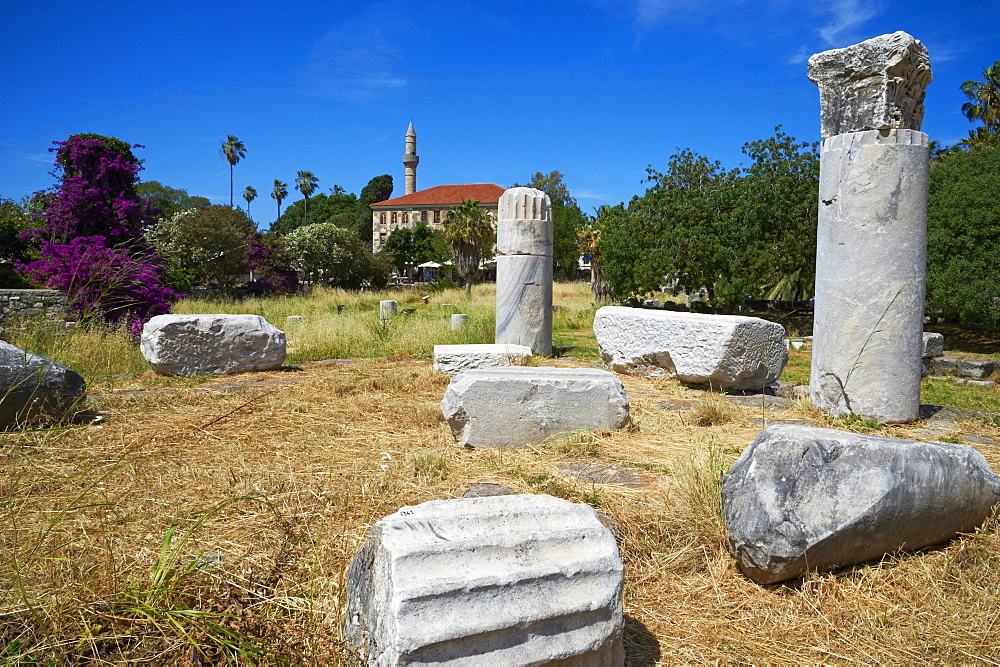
[807,31,932,423]
[495,187,553,356]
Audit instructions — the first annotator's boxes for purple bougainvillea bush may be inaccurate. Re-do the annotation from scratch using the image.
[245,232,300,296]
[18,135,179,335]
[19,236,179,337]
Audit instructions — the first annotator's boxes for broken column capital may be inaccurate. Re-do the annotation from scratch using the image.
[807,31,931,138]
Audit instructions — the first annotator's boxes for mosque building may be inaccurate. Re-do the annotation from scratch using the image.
[370,122,503,251]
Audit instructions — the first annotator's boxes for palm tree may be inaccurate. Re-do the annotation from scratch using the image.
[295,171,320,226]
[961,60,1000,131]
[220,135,247,208]
[442,198,495,296]
[272,179,288,219]
[242,186,257,219]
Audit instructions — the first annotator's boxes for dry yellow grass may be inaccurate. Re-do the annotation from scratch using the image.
[2,352,999,663]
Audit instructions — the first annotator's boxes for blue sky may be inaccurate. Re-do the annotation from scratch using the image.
[1,0,996,228]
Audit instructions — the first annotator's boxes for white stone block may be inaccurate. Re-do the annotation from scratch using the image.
[922,332,944,358]
[140,314,286,376]
[808,31,931,138]
[379,300,397,321]
[441,367,629,448]
[343,494,625,665]
[593,306,787,390]
[810,130,928,423]
[723,424,1000,584]
[495,254,553,356]
[496,187,553,256]
[450,313,468,330]
[433,344,532,375]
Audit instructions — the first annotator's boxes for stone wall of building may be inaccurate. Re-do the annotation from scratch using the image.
[0,289,68,334]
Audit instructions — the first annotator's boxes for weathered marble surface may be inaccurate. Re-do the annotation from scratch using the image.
[379,300,397,321]
[441,367,629,448]
[922,331,944,358]
[495,254,553,356]
[496,187,553,256]
[723,424,1000,584]
[593,306,787,390]
[432,343,532,375]
[0,340,86,429]
[343,494,625,665]
[141,314,286,376]
[808,31,931,138]
[810,129,928,423]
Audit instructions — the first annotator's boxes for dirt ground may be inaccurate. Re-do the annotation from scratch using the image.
[3,355,1000,663]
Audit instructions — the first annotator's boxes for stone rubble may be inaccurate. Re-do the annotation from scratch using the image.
[140,314,286,376]
[0,340,86,429]
[441,367,630,448]
[593,306,787,390]
[432,344,533,376]
[343,494,624,665]
[722,424,1000,584]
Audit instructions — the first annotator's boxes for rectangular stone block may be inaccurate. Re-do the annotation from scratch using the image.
[958,359,994,380]
[922,331,944,358]
[344,494,624,665]
[433,344,533,375]
[593,306,787,390]
[934,356,958,376]
[441,367,629,449]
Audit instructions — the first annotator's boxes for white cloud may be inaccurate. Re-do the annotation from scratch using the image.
[574,189,610,200]
[817,0,879,47]
[635,0,706,27]
[787,45,810,65]
[299,23,408,102]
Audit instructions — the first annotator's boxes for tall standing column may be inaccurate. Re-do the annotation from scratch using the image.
[807,31,932,423]
[495,187,553,356]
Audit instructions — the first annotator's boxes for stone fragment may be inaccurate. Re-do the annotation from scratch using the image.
[495,187,553,256]
[441,367,629,449]
[807,31,931,138]
[593,306,787,390]
[810,130,928,423]
[495,187,553,356]
[921,357,933,377]
[379,300,397,321]
[433,344,533,376]
[495,254,553,356]
[958,359,994,380]
[558,462,655,489]
[460,482,516,498]
[0,340,86,429]
[450,314,468,330]
[343,494,624,665]
[922,332,944,358]
[934,356,958,375]
[722,424,1000,585]
[140,314,286,376]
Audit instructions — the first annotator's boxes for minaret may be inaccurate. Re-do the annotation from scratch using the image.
[403,121,419,195]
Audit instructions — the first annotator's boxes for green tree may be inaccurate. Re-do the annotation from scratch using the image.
[0,197,33,287]
[147,205,256,290]
[513,171,588,277]
[295,170,320,227]
[381,222,450,275]
[272,191,359,235]
[286,222,388,289]
[220,135,246,208]
[443,198,495,295]
[137,181,211,220]
[242,186,257,219]
[271,179,288,220]
[359,174,394,207]
[577,223,610,302]
[926,147,1000,330]
[961,60,1000,130]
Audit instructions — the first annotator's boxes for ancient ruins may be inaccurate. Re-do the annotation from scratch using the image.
[807,31,932,423]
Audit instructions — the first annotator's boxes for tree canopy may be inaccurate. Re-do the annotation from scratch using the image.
[926,146,1000,330]
[599,127,818,306]
[381,222,450,275]
[137,181,211,220]
[443,198,495,295]
[285,222,389,289]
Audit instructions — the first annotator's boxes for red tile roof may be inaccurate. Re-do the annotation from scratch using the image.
[371,184,505,208]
